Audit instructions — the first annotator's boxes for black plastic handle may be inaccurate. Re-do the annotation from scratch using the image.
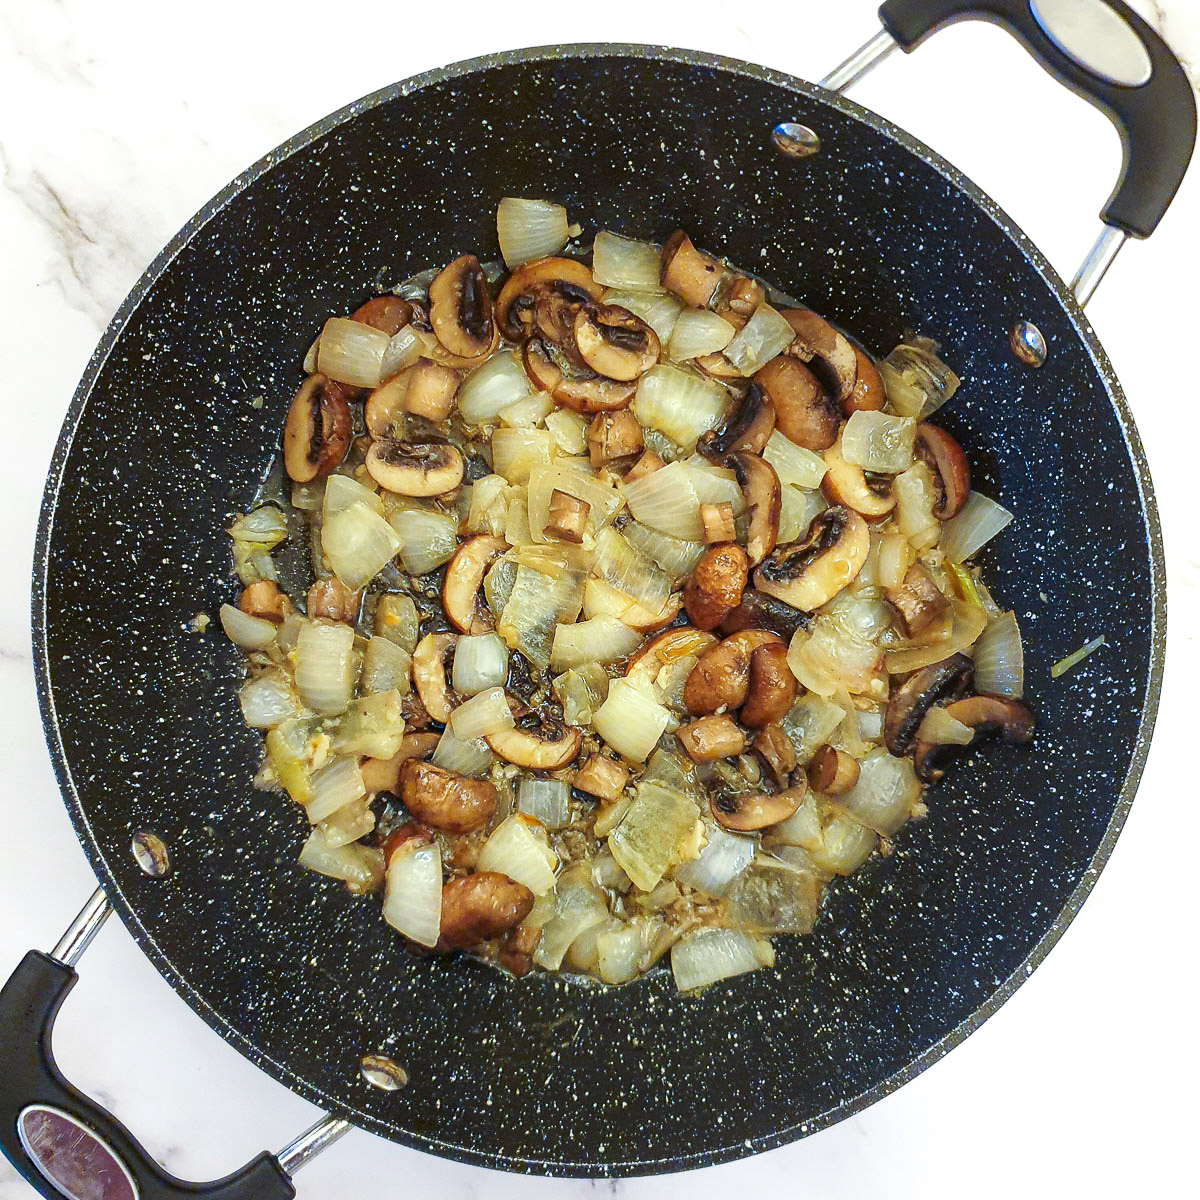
[0,951,295,1200]
[878,0,1197,237]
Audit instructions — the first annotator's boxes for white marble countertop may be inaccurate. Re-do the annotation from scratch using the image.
[1,1,1197,1197]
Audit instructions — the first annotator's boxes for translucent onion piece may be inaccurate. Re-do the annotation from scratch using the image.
[674,824,755,897]
[778,485,827,543]
[641,747,703,800]
[841,411,917,474]
[763,431,828,489]
[505,492,532,546]
[780,693,845,764]
[596,920,655,985]
[219,603,277,650]
[878,338,960,419]
[552,663,609,727]
[496,197,569,268]
[380,325,423,380]
[916,705,976,747]
[451,633,510,695]
[383,842,443,947]
[302,336,320,376]
[593,678,672,766]
[550,616,641,672]
[483,554,517,620]
[478,816,558,895]
[239,671,301,728]
[593,527,673,610]
[766,791,822,850]
[389,508,458,576]
[500,390,555,428]
[632,365,730,450]
[295,621,356,715]
[885,599,987,674]
[333,691,407,759]
[671,929,774,992]
[518,778,571,829]
[466,474,511,537]
[316,317,390,388]
[857,707,885,742]
[491,427,556,483]
[620,460,704,541]
[497,558,587,669]
[459,351,537,425]
[877,532,915,589]
[449,686,515,741]
[682,456,746,514]
[291,481,324,512]
[592,231,664,292]
[375,593,419,651]
[622,521,705,581]
[318,799,375,850]
[725,857,820,934]
[973,611,1025,697]
[306,755,367,823]
[602,290,683,342]
[668,309,735,360]
[361,635,411,695]
[323,473,384,521]
[839,750,921,836]
[533,870,608,969]
[893,461,941,550]
[812,813,877,875]
[823,587,894,644]
[323,500,402,589]
[431,727,493,776]
[545,409,590,455]
[939,492,1015,562]
[299,829,384,892]
[228,505,288,547]
[266,720,315,805]
[723,304,794,375]
[607,780,700,890]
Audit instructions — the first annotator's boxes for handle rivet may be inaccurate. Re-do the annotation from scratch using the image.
[360,1054,408,1091]
[1010,320,1048,367]
[772,122,820,158]
[131,831,171,877]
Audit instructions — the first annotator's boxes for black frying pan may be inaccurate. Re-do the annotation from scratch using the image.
[1,1,1194,1194]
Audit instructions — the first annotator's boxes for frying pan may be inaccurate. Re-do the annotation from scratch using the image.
[2,0,1194,1193]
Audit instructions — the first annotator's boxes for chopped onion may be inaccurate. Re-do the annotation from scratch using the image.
[374,593,419,651]
[723,304,794,375]
[725,857,819,934]
[671,928,774,992]
[596,920,656,985]
[812,812,877,875]
[885,599,987,674]
[858,707,885,742]
[602,290,683,342]
[518,778,571,829]
[594,678,672,765]
[316,317,391,388]
[545,409,589,455]
[388,508,458,576]
[459,351,537,425]
[878,338,959,418]
[500,390,555,428]
[318,799,376,849]
[550,616,641,672]
[877,532,915,589]
[306,755,367,823]
[266,720,315,805]
[632,365,729,450]
[450,633,509,696]
[916,705,976,747]
[839,750,920,836]
[380,325,422,380]
[302,337,320,375]
[682,456,746,513]
[449,686,514,741]
[431,727,493,776]
[841,411,916,474]
[1052,634,1106,680]
[763,431,827,489]
[483,554,517,620]
[534,869,608,968]
[592,231,663,292]
[823,587,894,643]
[333,691,406,759]
[497,558,588,669]
[973,611,1025,697]
[552,663,609,726]
[620,460,704,541]
[239,671,302,728]
[527,460,622,542]
[383,841,443,947]
[674,824,755,897]
[465,474,511,537]
[323,473,384,521]
[780,692,844,764]
[478,815,558,895]
[361,635,411,695]
[593,527,673,610]
[295,621,356,715]
[622,521,705,581]
[291,480,324,512]
[505,492,532,545]
[608,780,700,890]
[219,603,277,650]
[299,828,384,892]
[766,792,822,850]
[939,491,1015,561]
[323,500,401,589]
[893,462,941,550]
[491,427,556,483]
[778,485,827,542]
[668,309,735,360]
[496,197,569,268]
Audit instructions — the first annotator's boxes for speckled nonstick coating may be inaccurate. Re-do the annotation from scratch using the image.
[31,46,1163,1177]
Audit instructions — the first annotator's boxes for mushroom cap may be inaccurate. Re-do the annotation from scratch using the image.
[697,382,776,458]
[754,356,839,452]
[572,303,660,382]
[845,346,886,415]
[351,295,414,336]
[822,437,897,518]
[437,872,535,950]
[779,308,859,404]
[806,744,861,795]
[711,780,806,832]
[740,641,798,728]
[399,759,498,834]
[365,440,465,497]
[752,723,798,788]
[882,652,975,757]
[283,374,353,483]
[729,451,782,566]
[718,590,811,639]
[683,629,782,716]
[753,506,870,612]
[412,631,458,724]
[684,543,750,631]
[495,257,602,341]
[486,718,583,769]
[660,230,724,307]
[443,535,507,634]
[429,254,497,360]
[914,423,971,519]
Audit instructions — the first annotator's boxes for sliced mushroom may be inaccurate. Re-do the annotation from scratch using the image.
[700,502,737,544]
[911,694,1034,783]
[587,409,644,467]
[443,535,507,634]
[780,309,858,405]
[718,590,811,639]
[753,723,798,789]
[625,626,719,687]
[740,642,798,727]
[495,257,602,342]
[754,356,838,451]
[351,295,413,336]
[382,821,431,863]
[437,872,535,950]
[822,437,896,517]
[695,352,744,380]
[283,374,353,482]
[367,360,460,436]
[660,230,724,307]
[885,563,949,637]
[711,780,806,831]
[573,753,631,802]
[307,577,363,623]
[678,713,748,763]
[730,451,781,566]
[623,449,665,482]
[807,745,860,794]
[362,731,441,794]
[522,340,638,413]
[714,276,765,330]
[684,543,750,631]
[753,506,870,612]
[845,347,886,415]
[365,440,464,496]
[412,631,458,724]
[697,382,776,459]
[914,423,971,519]
[486,717,582,769]
[882,652,975,756]
[573,304,660,381]
[429,254,497,361]
[398,758,497,833]
[683,629,781,716]
[238,580,291,623]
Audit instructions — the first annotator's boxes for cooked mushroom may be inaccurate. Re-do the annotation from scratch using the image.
[367,360,459,435]
[351,295,413,336]
[486,717,582,769]
[443,535,507,634]
[780,309,858,405]
[683,629,782,715]
[625,626,719,687]
[573,753,630,802]
[807,745,860,794]
[573,303,660,380]
[714,276,765,330]
[623,449,665,482]
[437,872,535,950]
[399,758,497,833]
[238,580,291,623]
[587,409,644,467]
[428,254,497,361]
[495,257,602,342]
[882,652,975,756]
[754,356,838,451]
[382,821,431,862]
[696,382,776,459]
[684,543,750,631]
[545,489,589,543]
[660,230,724,307]
[911,694,1034,783]
[497,923,543,977]
[740,641,797,727]
[361,731,441,794]
[522,339,638,413]
[307,577,363,623]
[752,723,798,789]
[822,437,896,517]
[365,440,464,496]
[531,291,582,350]
[753,506,870,612]
[914,423,971,519]
[718,591,811,639]
[730,451,781,566]
[412,631,458,724]
[711,780,806,831]
[700,502,737,544]
[695,352,744,380]
[283,374,353,483]
[845,347,886,415]
[678,713,748,763]
[885,563,949,637]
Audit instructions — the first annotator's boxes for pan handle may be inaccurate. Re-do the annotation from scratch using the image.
[874,0,1196,240]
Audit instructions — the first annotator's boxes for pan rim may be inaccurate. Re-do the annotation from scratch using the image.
[29,41,1166,1177]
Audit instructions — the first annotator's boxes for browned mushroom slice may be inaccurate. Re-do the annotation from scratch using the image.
[625,626,719,687]
[718,591,811,639]
[573,753,630,802]
[307,577,363,623]
[711,780,806,831]
[740,642,797,727]
[807,745,860,795]
[752,723,797,789]
[443,535,507,634]
[753,507,870,612]
[882,652,975,756]
[780,309,858,405]
[623,449,665,482]
[678,713,748,763]
[844,346,886,415]
[362,731,442,794]
[399,759,497,833]
[412,631,458,724]
[437,872,535,950]
[532,291,584,351]
[283,374,353,483]
[754,356,839,451]
[696,382,776,459]
[822,438,896,517]
[587,409,644,467]
[486,718,583,769]
[914,423,971,519]
[885,563,949,637]
[695,352,744,380]
[523,338,562,393]
[351,295,414,336]
[714,276,765,330]
[911,694,1034,783]
[495,257,603,341]
[729,451,781,566]
[365,440,464,496]
[684,543,750,631]
[429,254,497,360]
[700,502,737,544]
[683,629,782,716]
[552,373,638,414]
[238,580,291,623]
[660,230,724,307]
[545,490,589,543]
[573,304,660,381]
